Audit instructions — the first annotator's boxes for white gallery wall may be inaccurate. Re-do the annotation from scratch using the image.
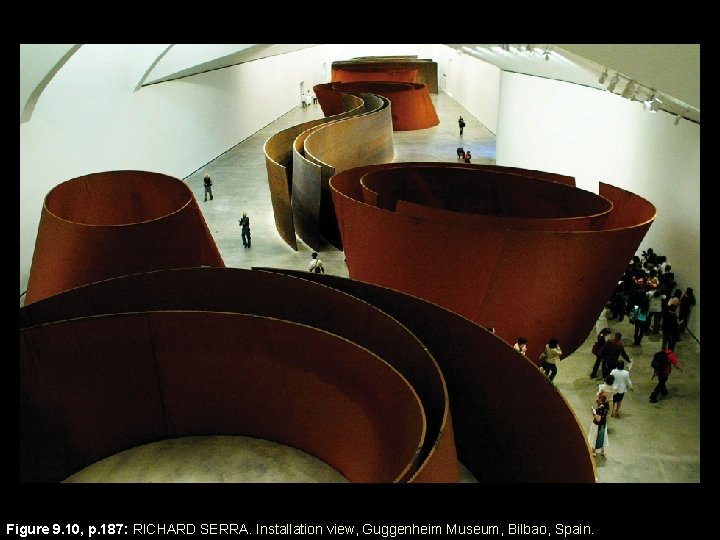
[434,45,500,134]
[495,72,700,340]
[19,44,328,294]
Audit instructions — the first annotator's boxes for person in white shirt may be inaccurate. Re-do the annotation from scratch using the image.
[308,252,324,273]
[598,374,617,402]
[609,360,633,418]
[647,289,666,334]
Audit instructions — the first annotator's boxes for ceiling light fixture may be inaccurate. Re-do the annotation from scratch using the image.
[642,92,660,112]
[642,92,656,108]
[607,74,620,93]
[621,81,636,100]
[598,69,608,84]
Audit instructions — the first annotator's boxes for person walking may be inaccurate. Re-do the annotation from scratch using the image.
[238,211,251,248]
[609,360,633,417]
[649,348,682,403]
[203,173,213,202]
[590,327,612,379]
[662,298,679,351]
[458,116,465,136]
[647,289,665,334]
[597,375,617,404]
[597,332,631,379]
[308,252,324,273]
[678,287,696,334]
[588,392,610,457]
[631,293,650,345]
[541,337,562,382]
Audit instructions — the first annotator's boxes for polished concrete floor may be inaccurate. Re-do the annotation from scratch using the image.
[64,92,700,483]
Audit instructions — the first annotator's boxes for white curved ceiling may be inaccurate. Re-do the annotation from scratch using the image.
[20,44,700,123]
[445,44,699,122]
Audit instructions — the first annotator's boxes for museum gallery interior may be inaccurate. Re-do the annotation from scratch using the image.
[19,44,700,484]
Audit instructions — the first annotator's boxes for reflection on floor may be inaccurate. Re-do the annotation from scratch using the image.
[66,92,699,483]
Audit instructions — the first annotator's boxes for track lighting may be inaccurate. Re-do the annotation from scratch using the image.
[598,69,608,84]
[621,81,636,100]
[643,92,661,113]
[642,92,656,109]
[607,74,619,93]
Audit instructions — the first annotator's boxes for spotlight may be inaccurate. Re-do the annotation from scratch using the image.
[621,82,636,100]
[598,69,608,84]
[642,92,656,109]
[643,93,660,113]
[607,74,620,92]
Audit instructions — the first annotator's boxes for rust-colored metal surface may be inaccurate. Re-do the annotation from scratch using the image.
[19,268,458,483]
[292,132,325,250]
[24,171,224,304]
[314,82,439,131]
[264,98,366,250]
[332,68,419,84]
[332,58,439,94]
[304,97,394,172]
[330,163,656,362]
[20,311,426,483]
[264,118,329,250]
[256,269,597,483]
[292,96,394,250]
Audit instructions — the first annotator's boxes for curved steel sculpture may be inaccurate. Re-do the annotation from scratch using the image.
[332,67,418,84]
[314,82,439,131]
[264,92,394,251]
[330,163,656,360]
[20,310,426,483]
[20,267,597,483]
[257,268,597,483]
[331,57,439,94]
[24,171,223,304]
[263,96,366,250]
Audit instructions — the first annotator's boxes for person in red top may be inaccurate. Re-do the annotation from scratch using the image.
[650,348,682,403]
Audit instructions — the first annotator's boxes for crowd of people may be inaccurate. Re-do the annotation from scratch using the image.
[512,246,696,460]
[585,247,694,457]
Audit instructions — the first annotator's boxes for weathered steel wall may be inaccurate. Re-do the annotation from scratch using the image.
[330,163,655,361]
[20,310,426,483]
[24,171,223,304]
